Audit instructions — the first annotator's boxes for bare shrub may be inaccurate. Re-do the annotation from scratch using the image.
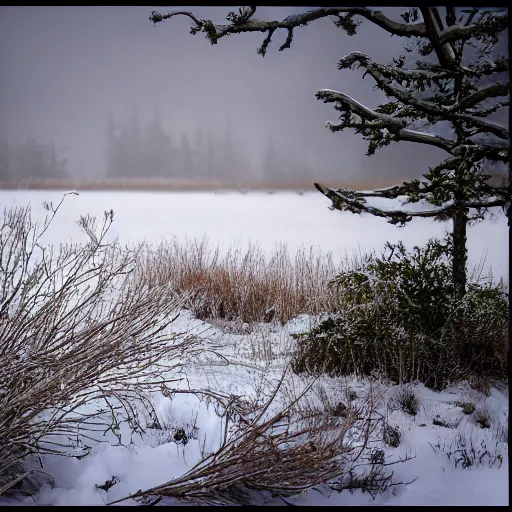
[474,409,491,429]
[383,424,401,448]
[110,373,383,506]
[0,197,199,495]
[388,387,419,416]
[139,237,339,325]
[455,401,476,415]
[429,431,505,469]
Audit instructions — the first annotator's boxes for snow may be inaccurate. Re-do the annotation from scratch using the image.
[0,190,508,506]
[0,190,507,284]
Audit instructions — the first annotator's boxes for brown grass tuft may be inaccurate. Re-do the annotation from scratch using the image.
[139,238,340,325]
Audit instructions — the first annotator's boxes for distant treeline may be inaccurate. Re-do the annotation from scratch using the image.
[0,135,68,184]
[0,113,315,185]
[106,110,314,183]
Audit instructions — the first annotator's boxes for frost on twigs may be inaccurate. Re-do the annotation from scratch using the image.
[0,197,201,496]
[110,371,385,506]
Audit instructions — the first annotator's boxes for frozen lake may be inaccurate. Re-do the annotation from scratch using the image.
[0,189,508,284]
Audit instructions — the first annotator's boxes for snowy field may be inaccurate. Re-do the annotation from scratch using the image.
[0,189,508,284]
[0,189,508,506]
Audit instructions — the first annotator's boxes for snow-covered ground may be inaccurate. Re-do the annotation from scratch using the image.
[0,190,508,506]
[0,189,507,285]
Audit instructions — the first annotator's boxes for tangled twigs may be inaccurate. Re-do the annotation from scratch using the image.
[111,371,380,506]
[0,200,199,494]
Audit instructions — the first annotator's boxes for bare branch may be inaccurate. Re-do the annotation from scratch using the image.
[150,11,203,27]
[150,7,428,56]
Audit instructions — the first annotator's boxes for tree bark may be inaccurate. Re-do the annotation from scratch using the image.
[452,208,468,295]
[424,8,469,296]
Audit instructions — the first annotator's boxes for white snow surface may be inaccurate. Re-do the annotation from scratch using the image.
[0,190,508,506]
[0,190,507,284]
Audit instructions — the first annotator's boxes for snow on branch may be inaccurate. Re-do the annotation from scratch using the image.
[314,183,453,225]
[338,52,447,114]
[150,7,428,57]
[314,183,507,226]
[316,89,457,154]
[338,52,509,119]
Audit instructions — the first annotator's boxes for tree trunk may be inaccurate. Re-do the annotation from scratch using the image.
[452,208,468,295]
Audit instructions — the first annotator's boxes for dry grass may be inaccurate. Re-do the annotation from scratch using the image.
[139,238,340,325]
[1,173,504,193]
[0,176,440,193]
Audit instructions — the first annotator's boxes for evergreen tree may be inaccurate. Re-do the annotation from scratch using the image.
[262,136,281,183]
[151,6,509,294]
[9,137,68,181]
[194,126,205,179]
[179,133,194,178]
[0,128,10,183]
[117,108,143,178]
[206,124,215,181]
[105,111,119,178]
[145,109,174,178]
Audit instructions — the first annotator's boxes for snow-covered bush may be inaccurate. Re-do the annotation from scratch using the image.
[291,238,507,390]
[0,198,199,496]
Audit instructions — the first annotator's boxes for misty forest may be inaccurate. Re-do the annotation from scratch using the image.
[1,113,313,186]
[0,5,509,508]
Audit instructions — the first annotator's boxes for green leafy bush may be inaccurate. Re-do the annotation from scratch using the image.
[291,238,507,390]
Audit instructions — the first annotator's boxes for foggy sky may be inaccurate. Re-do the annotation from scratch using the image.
[0,6,492,182]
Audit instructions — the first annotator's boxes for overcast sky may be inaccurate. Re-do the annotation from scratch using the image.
[0,6,502,181]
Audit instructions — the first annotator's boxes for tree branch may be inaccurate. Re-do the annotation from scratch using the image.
[150,11,203,27]
[314,183,507,226]
[415,56,509,78]
[453,82,509,112]
[316,89,458,153]
[318,85,509,145]
[150,7,427,57]
[454,114,508,140]
[437,13,509,44]
[420,7,457,69]
[338,52,509,119]
[314,183,453,225]
[338,52,447,116]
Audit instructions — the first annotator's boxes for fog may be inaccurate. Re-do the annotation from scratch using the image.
[0,6,501,185]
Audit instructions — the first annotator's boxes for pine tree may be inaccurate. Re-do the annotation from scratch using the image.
[150,6,509,294]
[0,127,10,183]
[117,107,143,179]
[105,111,119,178]
[145,108,174,178]
[262,136,281,183]
[207,124,215,181]
[179,133,194,178]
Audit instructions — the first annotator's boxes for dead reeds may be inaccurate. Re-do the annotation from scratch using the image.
[139,237,339,325]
